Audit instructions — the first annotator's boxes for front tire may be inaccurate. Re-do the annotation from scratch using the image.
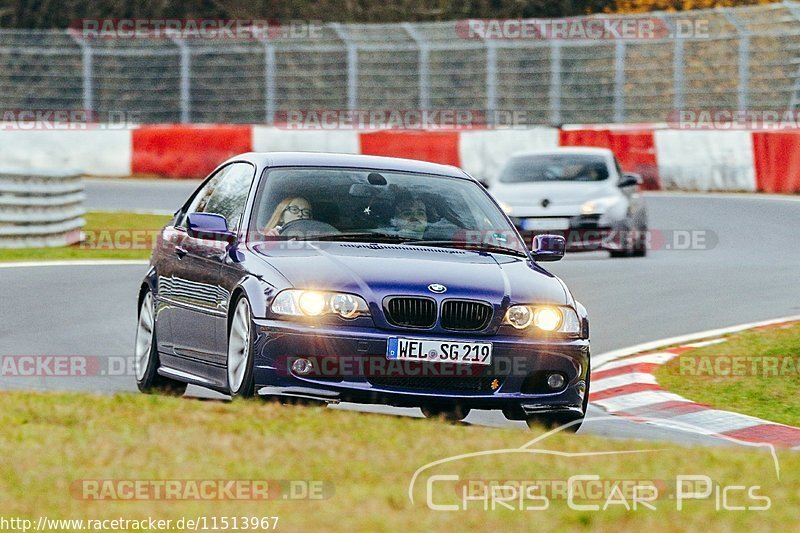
[226,296,256,398]
[135,290,187,395]
[421,405,471,422]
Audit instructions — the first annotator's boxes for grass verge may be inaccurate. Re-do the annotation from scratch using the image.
[656,322,800,427]
[0,211,171,262]
[0,391,797,531]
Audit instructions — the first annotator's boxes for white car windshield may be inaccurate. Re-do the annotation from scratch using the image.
[499,154,609,183]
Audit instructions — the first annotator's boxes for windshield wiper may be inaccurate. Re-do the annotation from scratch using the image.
[402,240,528,257]
[299,232,412,243]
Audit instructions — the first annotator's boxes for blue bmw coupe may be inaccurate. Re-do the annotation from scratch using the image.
[135,152,590,429]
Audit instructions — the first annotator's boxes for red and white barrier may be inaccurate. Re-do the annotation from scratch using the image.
[1,124,798,192]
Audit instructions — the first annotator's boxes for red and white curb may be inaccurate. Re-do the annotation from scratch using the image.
[590,316,800,449]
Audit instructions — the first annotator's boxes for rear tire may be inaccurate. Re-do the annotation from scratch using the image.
[135,290,187,395]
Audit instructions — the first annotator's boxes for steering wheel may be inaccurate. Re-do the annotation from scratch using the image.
[542,168,560,181]
[279,218,340,238]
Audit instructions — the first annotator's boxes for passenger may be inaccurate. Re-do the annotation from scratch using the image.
[391,196,428,239]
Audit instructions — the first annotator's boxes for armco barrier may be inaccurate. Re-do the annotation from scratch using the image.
[1,125,799,193]
[0,168,85,248]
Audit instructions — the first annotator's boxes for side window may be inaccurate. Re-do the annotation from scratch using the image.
[183,163,255,232]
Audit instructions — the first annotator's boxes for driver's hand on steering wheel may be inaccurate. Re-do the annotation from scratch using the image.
[263,226,281,237]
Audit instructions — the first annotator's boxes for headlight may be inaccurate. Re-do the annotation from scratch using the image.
[499,201,513,215]
[503,304,580,334]
[271,289,370,319]
[581,196,620,215]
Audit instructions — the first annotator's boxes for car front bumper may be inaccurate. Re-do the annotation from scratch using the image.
[252,319,590,413]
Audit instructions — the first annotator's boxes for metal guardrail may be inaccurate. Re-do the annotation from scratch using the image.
[0,169,85,248]
[0,2,799,124]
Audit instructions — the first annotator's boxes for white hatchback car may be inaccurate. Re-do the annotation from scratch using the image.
[490,147,648,257]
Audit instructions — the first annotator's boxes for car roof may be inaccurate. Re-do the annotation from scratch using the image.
[509,147,614,158]
[226,152,469,178]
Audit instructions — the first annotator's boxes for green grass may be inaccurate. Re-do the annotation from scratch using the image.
[0,390,797,531]
[0,211,172,262]
[656,323,800,427]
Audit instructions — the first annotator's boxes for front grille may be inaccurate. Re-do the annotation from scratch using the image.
[384,297,436,328]
[368,363,501,393]
[441,300,493,331]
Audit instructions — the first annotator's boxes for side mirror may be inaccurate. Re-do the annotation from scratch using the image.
[186,213,236,245]
[532,234,566,262]
[618,172,643,188]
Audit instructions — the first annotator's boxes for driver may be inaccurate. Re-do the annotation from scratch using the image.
[391,196,428,239]
[263,196,313,236]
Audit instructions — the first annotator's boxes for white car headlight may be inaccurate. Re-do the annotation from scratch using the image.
[271,289,370,319]
[503,304,580,334]
[581,195,620,215]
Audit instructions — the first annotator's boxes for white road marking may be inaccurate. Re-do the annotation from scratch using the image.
[0,260,149,269]
[591,373,658,393]
[665,410,765,435]
[593,390,690,412]
[593,314,800,369]
[594,351,678,372]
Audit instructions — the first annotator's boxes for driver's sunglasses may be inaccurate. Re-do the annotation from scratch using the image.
[284,205,312,217]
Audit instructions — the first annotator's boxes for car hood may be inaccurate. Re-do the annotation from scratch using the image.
[250,241,569,306]
[492,181,612,207]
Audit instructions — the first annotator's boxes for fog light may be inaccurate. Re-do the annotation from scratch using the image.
[546,373,566,390]
[291,358,313,376]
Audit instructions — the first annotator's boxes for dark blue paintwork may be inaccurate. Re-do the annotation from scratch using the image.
[139,152,590,420]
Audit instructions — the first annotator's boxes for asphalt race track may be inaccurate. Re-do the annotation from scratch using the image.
[2,180,799,446]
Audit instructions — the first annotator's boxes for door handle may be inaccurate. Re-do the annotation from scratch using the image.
[175,246,188,259]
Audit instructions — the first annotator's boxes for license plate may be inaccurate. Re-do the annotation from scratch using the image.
[522,218,570,231]
[387,337,492,365]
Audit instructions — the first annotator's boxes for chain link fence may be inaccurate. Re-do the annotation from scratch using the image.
[1,1,799,125]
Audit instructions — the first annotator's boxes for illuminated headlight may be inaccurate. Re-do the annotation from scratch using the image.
[503,305,580,334]
[499,201,513,215]
[581,196,620,215]
[271,290,370,319]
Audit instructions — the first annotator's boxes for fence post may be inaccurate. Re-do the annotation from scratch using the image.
[167,32,191,123]
[262,40,276,125]
[331,23,358,111]
[68,32,94,115]
[485,40,497,125]
[673,36,685,114]
[723,9,750,113]
[549,40,562,125]
[613,40,626,123]
[401,23,430,109]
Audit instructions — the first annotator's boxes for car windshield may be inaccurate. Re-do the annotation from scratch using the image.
[250,167,527,255]
[498,154,609,183]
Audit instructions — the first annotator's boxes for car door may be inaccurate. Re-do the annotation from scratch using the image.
[167,163,256,366]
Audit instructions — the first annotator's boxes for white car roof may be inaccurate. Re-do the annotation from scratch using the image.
[509,147,614,158]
